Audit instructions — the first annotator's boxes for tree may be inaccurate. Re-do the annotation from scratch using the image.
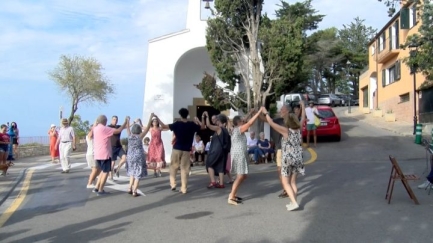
[48,55,114,123]
[195,0,306,113]
[338,17,377,97]
[70,114,90,139]
[307,28,345,94]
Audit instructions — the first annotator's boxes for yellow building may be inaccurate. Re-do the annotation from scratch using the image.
[359,1,425,123]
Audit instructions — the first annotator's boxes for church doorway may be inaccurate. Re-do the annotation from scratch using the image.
[196,105,220,146]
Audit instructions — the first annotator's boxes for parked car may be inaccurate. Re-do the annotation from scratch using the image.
[276,93,317,110]
[336,94,350,106]
[350,95,359,106]
[302,106,341,141]
[318,94,342,107]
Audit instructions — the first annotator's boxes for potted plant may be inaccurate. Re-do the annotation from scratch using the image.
[385,109,395,122]
[373,107,383,117]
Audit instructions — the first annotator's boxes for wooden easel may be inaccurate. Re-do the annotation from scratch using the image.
[385,156,420,205]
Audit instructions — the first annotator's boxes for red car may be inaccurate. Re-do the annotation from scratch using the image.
[302,106,341,141]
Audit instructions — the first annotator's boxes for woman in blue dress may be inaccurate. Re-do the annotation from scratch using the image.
[125,115,153,197]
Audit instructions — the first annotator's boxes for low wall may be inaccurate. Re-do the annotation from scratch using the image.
[17,142,87,158]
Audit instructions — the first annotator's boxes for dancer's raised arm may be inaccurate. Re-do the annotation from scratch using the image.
[262,107,289,138]
[240,108,262,133]
[203,111,220,133]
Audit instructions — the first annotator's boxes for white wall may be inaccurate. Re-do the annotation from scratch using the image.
[173,47,215,118]
[143,0,209,162]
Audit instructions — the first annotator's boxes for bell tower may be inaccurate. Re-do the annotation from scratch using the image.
[186,0,213,29]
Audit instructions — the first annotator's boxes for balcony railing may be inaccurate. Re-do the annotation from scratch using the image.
[377,35,399,63]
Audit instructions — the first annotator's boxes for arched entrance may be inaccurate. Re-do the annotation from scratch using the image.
[173,47,218,145]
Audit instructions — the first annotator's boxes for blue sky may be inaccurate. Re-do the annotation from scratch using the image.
[0,0,391,138]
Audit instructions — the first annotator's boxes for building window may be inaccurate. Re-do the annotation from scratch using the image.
[382,60,401,86]
[379,33,386,52]
[362,88,368,108]
[400,93,410,103]
[409,4,417,28]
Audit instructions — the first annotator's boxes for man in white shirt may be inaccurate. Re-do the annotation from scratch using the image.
[246,131,258,155]
[55,118,76,173]
[305,101,319,147]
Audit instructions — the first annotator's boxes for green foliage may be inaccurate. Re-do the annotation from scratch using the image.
[70,114,90,139]
[338,17,376,96]
[196,0,311,112]
[48,55,115,123]
[400,1,433,88]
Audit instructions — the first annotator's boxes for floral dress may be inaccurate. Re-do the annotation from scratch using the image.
[147,128,165,167]
[230,127,249,175]
[126,135,148,179]
[281,128,305,177]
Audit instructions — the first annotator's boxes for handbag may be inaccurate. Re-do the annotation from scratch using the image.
[314,116,321,127]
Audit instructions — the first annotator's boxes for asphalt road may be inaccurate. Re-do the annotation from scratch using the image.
[0,107,431,243]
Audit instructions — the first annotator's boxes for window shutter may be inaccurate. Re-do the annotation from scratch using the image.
[395,20,399,48]
[401,7,410,29]
[395,61,401,81]
[382,33,386,50]
[412,4,417,24]
[382,69,386,87]
[388,27,392,50]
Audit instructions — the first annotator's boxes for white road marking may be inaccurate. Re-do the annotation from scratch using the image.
[104,183,145,196]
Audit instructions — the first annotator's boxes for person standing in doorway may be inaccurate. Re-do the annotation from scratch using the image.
[55,118,76,173]
[305,101,320,147]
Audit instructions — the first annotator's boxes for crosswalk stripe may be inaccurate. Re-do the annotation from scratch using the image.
[56,163,86,170]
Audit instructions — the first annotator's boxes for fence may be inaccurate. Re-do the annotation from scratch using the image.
[18,136,51,146]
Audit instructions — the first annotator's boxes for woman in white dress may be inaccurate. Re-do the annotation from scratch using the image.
[262,106,304,211]
[227,108,263,205]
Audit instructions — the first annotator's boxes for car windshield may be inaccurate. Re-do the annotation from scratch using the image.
[318,109,335,118]
[319,95,329,98]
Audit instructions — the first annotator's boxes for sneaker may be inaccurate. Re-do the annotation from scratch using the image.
[158,171,162,177]
[97,190,109,196]
[417,181,430,189]
[86,184,94,189]
[286,203,299,211]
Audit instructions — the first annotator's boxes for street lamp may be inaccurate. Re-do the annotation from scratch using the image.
[346,61,353,114]
[409,44,419,135]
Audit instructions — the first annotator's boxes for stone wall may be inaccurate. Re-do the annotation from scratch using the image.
[17,142,87,158]
[379,93,414,122]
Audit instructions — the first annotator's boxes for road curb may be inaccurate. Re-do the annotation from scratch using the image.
[0,168,27,207]
[343,110,413,137]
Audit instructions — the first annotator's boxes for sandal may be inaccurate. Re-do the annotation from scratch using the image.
[132,191,140,197]
[215,183,225,189]
[228,198,240,205]
[207,182,217,189]
[127,188,133,195]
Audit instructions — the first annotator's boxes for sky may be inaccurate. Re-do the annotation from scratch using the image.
[0,0,391,138]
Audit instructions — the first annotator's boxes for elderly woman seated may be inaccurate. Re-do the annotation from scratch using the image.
[253,132,275,164]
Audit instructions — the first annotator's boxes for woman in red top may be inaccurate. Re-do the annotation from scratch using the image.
[0,124,11,169]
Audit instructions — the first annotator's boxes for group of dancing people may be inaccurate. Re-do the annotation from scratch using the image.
[77,100,307,211]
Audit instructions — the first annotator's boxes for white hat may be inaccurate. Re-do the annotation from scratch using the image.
[151,117,157,121]
[50,124,56,128]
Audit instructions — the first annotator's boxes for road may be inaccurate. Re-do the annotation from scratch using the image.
[0,107,431,243]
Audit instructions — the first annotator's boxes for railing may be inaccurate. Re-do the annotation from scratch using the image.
[377,35,399,62]
[18,136,51,146]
